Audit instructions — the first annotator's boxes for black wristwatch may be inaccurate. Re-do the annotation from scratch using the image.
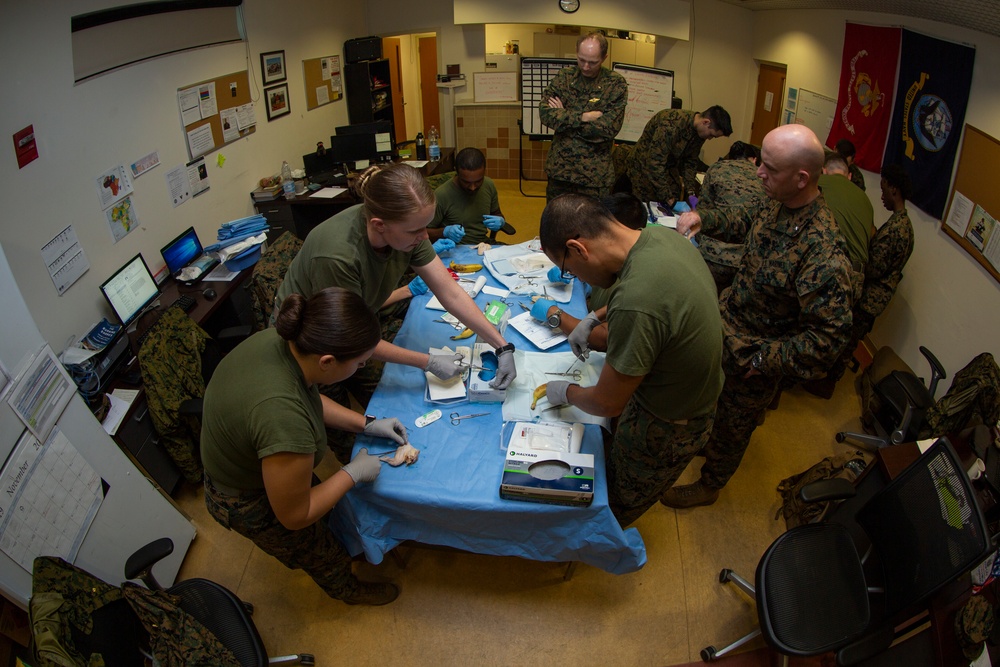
[546,308,563,329]
[495,342,515,355]
[365,414,377,427]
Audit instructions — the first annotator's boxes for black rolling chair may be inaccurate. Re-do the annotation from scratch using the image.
[125,538,314,666]
[837,346,946,451]
[702,438,992,664]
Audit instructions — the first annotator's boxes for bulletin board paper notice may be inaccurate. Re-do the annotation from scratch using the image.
[0,428,104,574]
[166,165,191,207]
[41,225,89,296]
[187,124,216,159]
[8,345,74,442]
[945,191,975,236]
[178,85,202,125]
[95,165,134,210]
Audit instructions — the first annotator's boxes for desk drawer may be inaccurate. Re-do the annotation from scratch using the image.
[114,399,183,494]
[255,202,295,239]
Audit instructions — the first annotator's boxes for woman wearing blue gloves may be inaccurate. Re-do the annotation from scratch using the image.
[274,163,518,462]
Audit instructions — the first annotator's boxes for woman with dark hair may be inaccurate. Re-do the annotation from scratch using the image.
[274,162,517,462]
[201,287,405,606]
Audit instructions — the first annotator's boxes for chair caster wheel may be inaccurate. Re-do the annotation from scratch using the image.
[701,646,717,662]
[300,654,316,666]
[835,432,846,443]
[719,568,732,584]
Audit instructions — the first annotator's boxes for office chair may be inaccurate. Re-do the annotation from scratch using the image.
[836,346,946,451]
[702,437,992,664]
[250,230,303,331]
[125,538,314,666]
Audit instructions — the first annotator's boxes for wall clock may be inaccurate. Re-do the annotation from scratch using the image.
[559,0,580,14]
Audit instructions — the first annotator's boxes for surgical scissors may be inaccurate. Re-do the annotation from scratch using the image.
[450,411,490,425]
[545,370,583,381]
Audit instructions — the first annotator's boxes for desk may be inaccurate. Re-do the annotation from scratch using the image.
[107,267,254,495]
[329,247,647,574]
[254,149,456,241]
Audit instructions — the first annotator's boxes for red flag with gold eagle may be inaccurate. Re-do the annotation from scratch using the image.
[826,23,901,172]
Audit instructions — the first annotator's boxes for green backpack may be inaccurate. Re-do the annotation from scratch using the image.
[775,450,871,529]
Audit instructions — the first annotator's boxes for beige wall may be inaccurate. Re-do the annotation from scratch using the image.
[752,8,1000,387]
[0,1,366,347]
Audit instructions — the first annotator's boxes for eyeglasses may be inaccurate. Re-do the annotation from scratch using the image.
[560,235,580,280]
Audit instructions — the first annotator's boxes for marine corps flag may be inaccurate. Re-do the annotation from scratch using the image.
[882,30,975,218]
[827,23,901,173]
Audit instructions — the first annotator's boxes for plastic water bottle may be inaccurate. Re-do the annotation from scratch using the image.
[428,126,440,162]
[415,132,426,160]
[281,161,295,199]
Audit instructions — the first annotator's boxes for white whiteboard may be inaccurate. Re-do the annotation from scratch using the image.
[520,57,575,136]
[474,72,518,103]
[795,88,837,144]
[612,63,675,143]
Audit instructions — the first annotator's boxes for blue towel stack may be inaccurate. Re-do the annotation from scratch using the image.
[204,214,270,252]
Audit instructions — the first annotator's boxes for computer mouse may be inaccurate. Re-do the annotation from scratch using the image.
[203,288,217,301]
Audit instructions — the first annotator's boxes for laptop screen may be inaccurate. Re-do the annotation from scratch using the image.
[160,227,203,275]
[100,253,160,328]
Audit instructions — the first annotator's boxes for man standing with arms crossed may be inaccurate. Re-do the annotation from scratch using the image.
[539,32,627,201]
[663,124,854,509]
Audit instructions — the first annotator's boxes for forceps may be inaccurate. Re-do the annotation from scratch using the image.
[450,411,490,425]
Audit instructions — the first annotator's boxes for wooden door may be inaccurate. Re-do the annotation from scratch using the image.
[418,36,440,136]
[750,63,786,146]
[382,37,406,143]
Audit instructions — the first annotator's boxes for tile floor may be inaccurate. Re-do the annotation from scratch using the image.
[172,181,869,665]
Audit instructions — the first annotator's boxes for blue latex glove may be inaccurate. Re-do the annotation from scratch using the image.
[530,299,557,322]
[408,276,428,296]
[432,238,456,254]
[672,200,691,214]
[547,266,568,284]
[482,214,505,232]
[443,225,465,243]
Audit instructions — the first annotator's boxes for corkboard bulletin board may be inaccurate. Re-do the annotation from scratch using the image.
[303,55,343,111]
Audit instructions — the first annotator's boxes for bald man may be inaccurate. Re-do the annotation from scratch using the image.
[662,124,854,509]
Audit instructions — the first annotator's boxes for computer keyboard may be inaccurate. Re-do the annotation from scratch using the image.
[171,294,197,312]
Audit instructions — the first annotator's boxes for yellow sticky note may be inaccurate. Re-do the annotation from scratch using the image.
[217,154,226,168]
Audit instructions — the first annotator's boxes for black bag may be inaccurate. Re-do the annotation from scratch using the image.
[776,450,870,529]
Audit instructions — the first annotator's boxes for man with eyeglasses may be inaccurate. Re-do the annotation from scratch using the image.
[618,106,733,210]
[539,32,628,202]
[537,194,723,527]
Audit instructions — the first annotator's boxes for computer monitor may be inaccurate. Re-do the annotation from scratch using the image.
[336,121,395,157]
[99,253,160,328]
[328,132,379,167]
[160,226,203,276]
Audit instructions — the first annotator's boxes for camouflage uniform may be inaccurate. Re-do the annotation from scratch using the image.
[138,306,209,484]
[825,208,913,384]
[922,352,1000,437]
[607,401,714,526]
[696,158,767,243]
[251,231,303,331]
[204,477,359,601]
[539,65,627,200]
[848,162,866,190]
[625,110,704,205]
[30,555,240,666]
[699,195,854,490]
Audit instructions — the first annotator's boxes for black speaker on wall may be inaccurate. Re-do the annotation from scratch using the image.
[671,97,683,109]
[345,36,382,64]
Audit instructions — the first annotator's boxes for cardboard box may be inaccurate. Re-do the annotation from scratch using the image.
[500,447,595,507]
[468,342,507,403]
